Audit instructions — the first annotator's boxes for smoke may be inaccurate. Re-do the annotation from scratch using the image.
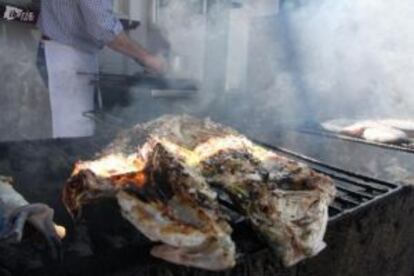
[0,23,51,142]
[263,0,414,185]
[156,1,209,82]
[284,0,414,120]
[110,1,232,124]
[112,0,414,134]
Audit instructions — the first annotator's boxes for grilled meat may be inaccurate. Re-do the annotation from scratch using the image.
[126,115,335,266]
[63,139,235,271]
[63,115,335,268]
[322,119,414,143]
[361,127,407,143]
[196,137,334,266]
[0,176,66,259]
[376,119,414,137]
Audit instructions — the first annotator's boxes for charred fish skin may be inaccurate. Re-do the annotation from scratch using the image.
[143,140,218,207]
[63,114,335,269]
[103,114,239,156]
[197,145,334,266]
[62,138,236,271]
[126,142,235,270]
[124,141,236,271]
[132,115,336,266]
[63,169,119,219]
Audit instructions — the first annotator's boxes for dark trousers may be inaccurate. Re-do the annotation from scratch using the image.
[36,41,48,87]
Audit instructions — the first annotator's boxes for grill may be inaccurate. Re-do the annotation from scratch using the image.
[211,138,403,225]
[297,127,414,154]
[0,115,411,276]
[85,112,404,223]
[257,142,403,221]
[81,72,199,92]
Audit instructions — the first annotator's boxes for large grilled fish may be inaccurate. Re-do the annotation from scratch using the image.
[63,115,335,269]
[63,139,236,271]
[102,115,336,266]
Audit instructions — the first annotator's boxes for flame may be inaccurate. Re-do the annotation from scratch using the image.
[110,171,147,189]
[70,135,272,195]
[73,153,148,189]
[73,154,145,177]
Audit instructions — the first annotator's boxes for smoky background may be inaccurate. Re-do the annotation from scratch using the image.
[285,0,414,121]
[0,0,413,142]
[240,0,414,129]
[107,0,414,139]
[0,0,413,251]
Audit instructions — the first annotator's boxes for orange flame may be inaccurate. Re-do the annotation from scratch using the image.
[110,171,147,189]
[72,154,148,190]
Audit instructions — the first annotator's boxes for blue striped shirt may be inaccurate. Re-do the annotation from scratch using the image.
[38,0,124,53]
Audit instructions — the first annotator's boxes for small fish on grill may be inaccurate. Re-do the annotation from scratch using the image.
[322,118,414,144]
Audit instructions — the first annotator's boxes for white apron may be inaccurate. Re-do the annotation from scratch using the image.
[44,40,97,138]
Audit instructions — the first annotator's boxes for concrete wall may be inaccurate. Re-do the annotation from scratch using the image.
[0,22,52,142]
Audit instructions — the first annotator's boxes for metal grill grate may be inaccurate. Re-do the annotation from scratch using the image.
[297,127,414,155]
[85,112,403,221]
[257,142,403,221]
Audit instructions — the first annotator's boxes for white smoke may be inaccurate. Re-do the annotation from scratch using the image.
[286,0,414,120]
[114,0,414,130]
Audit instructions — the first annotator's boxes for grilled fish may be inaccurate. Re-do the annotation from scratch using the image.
[377,119,414,137]
[63,140,235,271]
[322,119,412,143]
[0,176,66,259]
[108,115,336,266]
[63,115,335,268]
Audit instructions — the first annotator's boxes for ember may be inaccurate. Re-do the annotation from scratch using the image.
[111,172,147,189]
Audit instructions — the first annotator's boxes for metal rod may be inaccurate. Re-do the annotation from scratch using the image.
[329,204,343,213]
[254,138,404,220]
[312,168,389,193]
[330,185,403,222]
[335,196,360,207]
[298,128,414,155]
[83,111,129,129]
[256,140,400,189]
[335,184,374,200]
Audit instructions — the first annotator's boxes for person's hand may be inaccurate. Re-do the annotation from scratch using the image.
[138,53,168,75]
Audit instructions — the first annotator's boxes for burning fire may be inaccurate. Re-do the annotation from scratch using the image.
[70,136,273,192]
[111,172,147,189]
[73,153,147,189]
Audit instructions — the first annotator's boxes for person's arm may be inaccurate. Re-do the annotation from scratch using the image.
[78,0,166,73]
[108,32,167,74]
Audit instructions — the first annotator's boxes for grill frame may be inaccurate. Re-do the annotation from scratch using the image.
[84,112,405,223]
[84,112,404,223]
[0,117,407,275]
[255,141,403,222]
[297,127,414,154]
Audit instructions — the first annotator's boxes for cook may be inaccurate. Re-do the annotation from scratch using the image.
[37,0,167,138]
